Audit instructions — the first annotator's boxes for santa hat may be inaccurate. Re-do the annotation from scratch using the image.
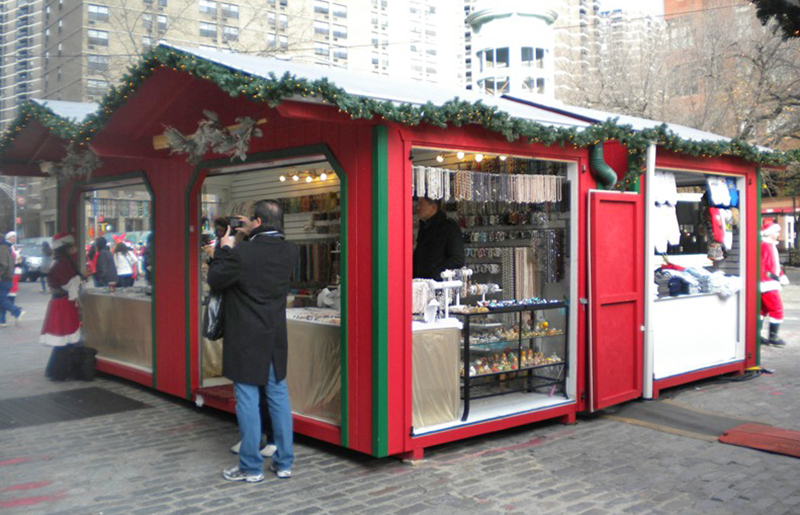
[51,233,75,250]
[761,219,781,237]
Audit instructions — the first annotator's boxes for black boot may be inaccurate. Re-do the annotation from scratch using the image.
[769,323,787,347]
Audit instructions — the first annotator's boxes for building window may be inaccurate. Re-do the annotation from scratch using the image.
[278,35,287,50]
[483,77,509,95]
[333,45,346,59]
[372,52,379,66]
[159,0,168,6]
[87,78,109,97]
[200,22,217,38]
[221,2,238,18]
[425,47,436,56]
[142,36,153,49]
[279,14,287,29]
[314,20,329,36]
[314,0,329,15]
[87,54,109,72]
[267,33,276,47]
[279,0,287,6]
[142,13,153,30]
[332,3,346,17]
[267,12,276,25]
[88,4,109,22]
[483,47,509,69]
[157,15,167,32]
[522,77,545,94]
[333,24,346,39]
[223,25,238,41]
[314,42,329,56]
[521,47,545,69]
[88,29,109,46]
[199,0,217,16]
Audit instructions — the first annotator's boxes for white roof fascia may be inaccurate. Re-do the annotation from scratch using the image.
[32,99,98,123]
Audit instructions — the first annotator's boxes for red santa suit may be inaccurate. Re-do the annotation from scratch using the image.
[760,220,787,338]
[40,234,82,346]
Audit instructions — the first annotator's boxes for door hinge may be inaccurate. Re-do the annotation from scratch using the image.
[640,325,646,332]
[579,298,589,305]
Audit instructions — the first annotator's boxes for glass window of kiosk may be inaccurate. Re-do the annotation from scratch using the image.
[78,181,154,371]
[199,160,343,426]
[409,148,573,430]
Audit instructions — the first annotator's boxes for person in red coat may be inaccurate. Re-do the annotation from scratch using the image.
[41,233,83,379]
[760,219,789,347]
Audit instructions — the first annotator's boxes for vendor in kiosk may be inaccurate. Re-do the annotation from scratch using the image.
[413,197,465,279]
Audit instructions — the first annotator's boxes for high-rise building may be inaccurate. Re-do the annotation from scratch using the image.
[0,0,465,130]
[0,0,46,129]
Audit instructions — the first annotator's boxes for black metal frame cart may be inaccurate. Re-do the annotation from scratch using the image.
[454,302,569,421]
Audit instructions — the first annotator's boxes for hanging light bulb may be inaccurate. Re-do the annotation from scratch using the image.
[320,172,328,181]
[456,151,465,160]
[306,175,313,183]
[292,174,299,181]
[436,154,444,163]
[279,175,286,182]
[499,155,508,161]
[475,153,484,162]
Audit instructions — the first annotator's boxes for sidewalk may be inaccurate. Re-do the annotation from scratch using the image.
[1,280,799,515]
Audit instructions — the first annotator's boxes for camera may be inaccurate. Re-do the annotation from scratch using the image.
[227,216,245,230]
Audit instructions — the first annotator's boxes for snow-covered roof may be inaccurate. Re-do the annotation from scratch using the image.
[504,94,736,145]
[165,44,591,130]
[32,99,98,123]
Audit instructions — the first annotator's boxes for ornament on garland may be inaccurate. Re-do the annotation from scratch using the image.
[163,110,263,164]
[39,144,102,180]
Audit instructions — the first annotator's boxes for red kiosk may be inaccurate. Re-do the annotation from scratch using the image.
[0,44,772,459]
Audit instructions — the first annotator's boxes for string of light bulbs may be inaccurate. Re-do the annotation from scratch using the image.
[278,170,333,183]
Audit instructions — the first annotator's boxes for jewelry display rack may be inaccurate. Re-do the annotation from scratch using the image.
[453,302,569,421]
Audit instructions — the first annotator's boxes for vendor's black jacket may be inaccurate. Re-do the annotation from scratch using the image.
[207,228,299,385]
[413,209,465,279]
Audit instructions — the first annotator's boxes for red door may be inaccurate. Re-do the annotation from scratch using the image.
[588,191,643,410]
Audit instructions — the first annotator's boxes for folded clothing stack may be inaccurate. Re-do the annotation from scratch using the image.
[685,267,712,293]
[654,268,701,297]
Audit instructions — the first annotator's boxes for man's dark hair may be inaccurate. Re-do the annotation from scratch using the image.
[253,199,284,233]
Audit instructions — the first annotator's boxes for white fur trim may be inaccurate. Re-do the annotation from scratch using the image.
[40,329,81,347]
[761,223,780,237]
[760,281,781,293]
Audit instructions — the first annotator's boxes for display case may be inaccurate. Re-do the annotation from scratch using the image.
[453,302,568,421]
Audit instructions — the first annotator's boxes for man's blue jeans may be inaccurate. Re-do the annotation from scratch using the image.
[234,363,293,474]
[0,280,21,324]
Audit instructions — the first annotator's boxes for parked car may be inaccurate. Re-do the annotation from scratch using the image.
[16,237,49,282]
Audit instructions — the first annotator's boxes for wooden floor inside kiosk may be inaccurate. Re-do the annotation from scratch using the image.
[414,392,574,436]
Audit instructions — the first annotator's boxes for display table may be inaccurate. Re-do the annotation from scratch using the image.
[412,323,461,429]
[286,308,341,425]
[82,288,153,369]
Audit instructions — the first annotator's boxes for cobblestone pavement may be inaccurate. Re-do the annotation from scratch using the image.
[1,278,800,515]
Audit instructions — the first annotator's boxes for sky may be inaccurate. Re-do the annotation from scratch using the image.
[601,0,665,16]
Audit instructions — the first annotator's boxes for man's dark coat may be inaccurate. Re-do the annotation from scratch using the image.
[207,232,299,385]
[413,209,465,279]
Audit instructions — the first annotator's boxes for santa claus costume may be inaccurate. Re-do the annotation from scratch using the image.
[42,233,82,379]
[760,219,788,347]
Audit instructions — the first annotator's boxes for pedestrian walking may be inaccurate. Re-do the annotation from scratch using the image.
[113,242,137,287]
[208,200,298,483]
[0,232,24,327]
[93,237,117,287]
[41,241,53,293]
[41,233,83,380]
[761,219,789,347]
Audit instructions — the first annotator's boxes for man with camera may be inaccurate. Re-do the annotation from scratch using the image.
[208,200,299,483]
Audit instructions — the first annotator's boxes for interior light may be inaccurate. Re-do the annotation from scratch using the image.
[436,154,444,163]
[279,175,286,182]
[475,153,484,163]
[306,175,313,183]
[292,174,299,181]
[320,172,328,181]
[456,151,465,160]
[499,155,508,161]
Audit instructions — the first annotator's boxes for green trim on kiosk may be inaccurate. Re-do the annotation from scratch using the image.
[187,145,350,446]
[756,169,763,366]
[67,171,157,388]
[371,125,390,458]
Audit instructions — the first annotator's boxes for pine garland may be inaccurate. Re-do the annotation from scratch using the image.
[4,45,799,192]
[750,0,800,39]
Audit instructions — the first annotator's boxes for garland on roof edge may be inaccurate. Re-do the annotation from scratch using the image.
[3,46,799,191]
